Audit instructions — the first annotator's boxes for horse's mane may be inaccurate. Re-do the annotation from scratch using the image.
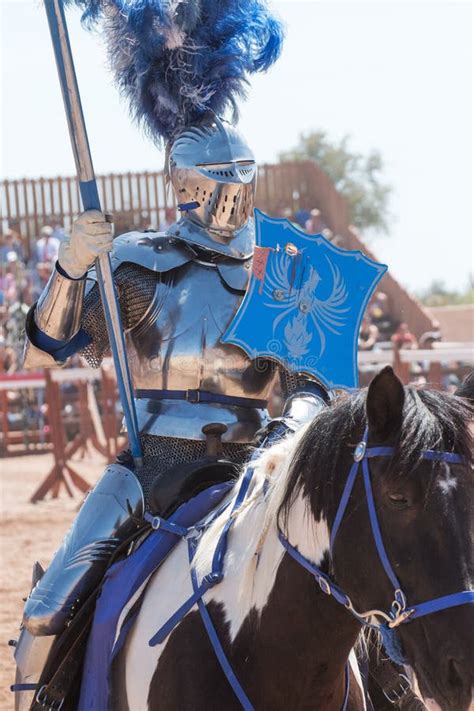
[194,385,472,583]
[279,386,473,527]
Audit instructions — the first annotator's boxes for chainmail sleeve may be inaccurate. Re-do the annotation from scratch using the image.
[80,263,158,368]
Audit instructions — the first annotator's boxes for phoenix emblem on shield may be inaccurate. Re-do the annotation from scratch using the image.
[263,250,349,359]
[222,210,387,389]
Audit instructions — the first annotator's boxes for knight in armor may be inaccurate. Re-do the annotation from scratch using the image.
[20,1,326,643]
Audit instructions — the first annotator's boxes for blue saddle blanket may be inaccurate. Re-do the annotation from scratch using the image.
[78,481,233,711]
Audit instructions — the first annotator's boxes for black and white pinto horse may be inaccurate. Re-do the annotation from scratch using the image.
[112,367,473,711]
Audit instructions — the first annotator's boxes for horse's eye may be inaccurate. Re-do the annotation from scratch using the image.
[388,492,410,508]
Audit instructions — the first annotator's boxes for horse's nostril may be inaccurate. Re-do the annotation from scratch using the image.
[446,657,464,690]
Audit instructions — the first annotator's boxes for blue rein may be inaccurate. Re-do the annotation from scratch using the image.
[280,428,473,656]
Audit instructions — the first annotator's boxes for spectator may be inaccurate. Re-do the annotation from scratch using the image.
[0,228,25,264]
[419,331,442,349]
[368,291,395,341]
[0,259,19,306]
[34,225,60,264]
[32,262,54,300]
[305,208,332,239]
[275,206,301,228]
[51,220,67,243]
[442,372,461,394]
[358,315,379,351]
[0,334,17,374]
[391,322,418,350]
[293,208,310,229]
[5,291,29,344]
[276,206,292,219]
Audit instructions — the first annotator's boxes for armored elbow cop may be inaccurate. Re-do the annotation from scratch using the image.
[23,266,86,368]
[34,267,85,342]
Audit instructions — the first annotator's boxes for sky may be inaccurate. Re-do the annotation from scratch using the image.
[0,0,472,293]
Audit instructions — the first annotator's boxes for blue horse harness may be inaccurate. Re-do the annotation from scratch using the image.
[279,429,474,663]
[147,430,473,711]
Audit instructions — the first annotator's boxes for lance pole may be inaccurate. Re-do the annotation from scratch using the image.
[44,0,143,468]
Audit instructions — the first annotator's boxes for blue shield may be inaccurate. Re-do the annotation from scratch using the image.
[222,210,387,389]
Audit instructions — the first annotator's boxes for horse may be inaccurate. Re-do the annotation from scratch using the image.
[109,367,473,711]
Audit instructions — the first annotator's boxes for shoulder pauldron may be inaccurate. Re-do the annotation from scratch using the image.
[110,231,197,273]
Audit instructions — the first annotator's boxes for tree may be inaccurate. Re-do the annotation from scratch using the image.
[279,131,392,233]
[417,276,474,307]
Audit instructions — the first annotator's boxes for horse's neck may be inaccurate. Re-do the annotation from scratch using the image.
[257,490,362,708]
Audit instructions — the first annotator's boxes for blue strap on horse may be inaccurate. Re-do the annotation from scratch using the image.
[279,427,473,667]
[188,536,255,711]
[78,481,234,711]
[149,461,258,646]
[150,427,286,645]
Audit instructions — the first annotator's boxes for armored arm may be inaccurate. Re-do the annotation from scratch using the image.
[23,262,158,368]
[23,210,114,367]
[23,229,195,368]
[23,265,88,368]
[255,368,329,444]
[279,370,330,430]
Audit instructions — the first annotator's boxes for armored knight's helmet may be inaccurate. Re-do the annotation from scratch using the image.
[169,118,257,235]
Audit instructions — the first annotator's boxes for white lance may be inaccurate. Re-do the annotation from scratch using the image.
[44,0,143,468]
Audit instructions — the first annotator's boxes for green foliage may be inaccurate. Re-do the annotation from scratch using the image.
[279,130,392,233]
[417,277,474,307]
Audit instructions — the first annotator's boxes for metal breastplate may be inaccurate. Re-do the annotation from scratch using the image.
[127,259,276,442]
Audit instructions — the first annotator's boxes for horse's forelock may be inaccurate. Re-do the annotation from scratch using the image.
[399,388,473,469]
[277,384,473,530]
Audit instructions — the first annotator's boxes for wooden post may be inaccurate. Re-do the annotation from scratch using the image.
[30,371,91,503]
[392,346,410,384]
[0,390,9,456]
[428,361,443,390]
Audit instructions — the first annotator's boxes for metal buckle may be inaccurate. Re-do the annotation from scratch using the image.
[184,526,200,541]
[318,576,332,595]
[354,441,366,462]
[186,389,201,403]
[151,516,162,530]
[388,608,415,628]
[35,685,64,710]
[382,674,411,704]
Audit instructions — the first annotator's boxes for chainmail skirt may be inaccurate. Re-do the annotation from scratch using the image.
[118,434,253,509]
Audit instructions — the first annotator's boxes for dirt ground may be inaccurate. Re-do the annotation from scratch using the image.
[0,452,104,710]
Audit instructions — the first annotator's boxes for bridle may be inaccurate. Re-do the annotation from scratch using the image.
[279,427,474,662]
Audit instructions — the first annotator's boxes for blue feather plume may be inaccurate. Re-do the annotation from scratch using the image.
[65,0,284,143]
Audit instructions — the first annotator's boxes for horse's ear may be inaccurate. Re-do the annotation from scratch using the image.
[455,371,474,400]
[366,366,405,440]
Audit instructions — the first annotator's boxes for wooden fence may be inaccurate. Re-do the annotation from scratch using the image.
[0,161,438,337]
[0,162,319,259]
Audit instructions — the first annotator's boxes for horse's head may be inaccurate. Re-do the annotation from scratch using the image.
[338,368,473,711]
[287,367,473,711]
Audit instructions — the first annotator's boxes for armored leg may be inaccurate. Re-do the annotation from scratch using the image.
[12,629,55,711]
[23,463,144,637]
